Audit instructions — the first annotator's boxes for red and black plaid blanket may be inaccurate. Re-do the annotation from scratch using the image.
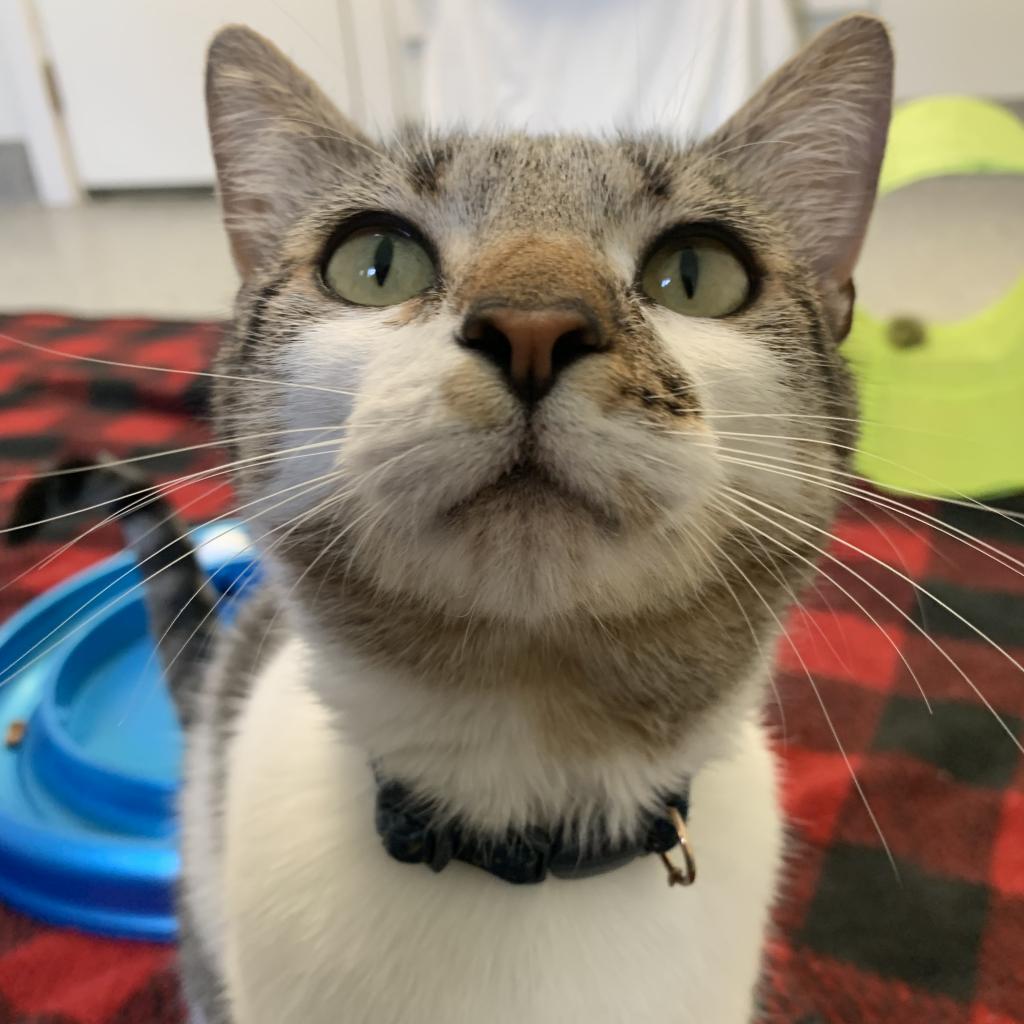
[0,313,1021,1024]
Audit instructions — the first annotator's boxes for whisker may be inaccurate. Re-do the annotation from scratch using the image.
[0,466,348,688]
[130,481,355,709]
[319,446,436,589]
[0,467,232,601]
[0,421,356,489]
[699,426,1024,525]
[707,497,898,874]
[147,442,433,691]
[0,437,347,601]
[252,499,392,671]
[731,484,1024,681]
[711,447,1024,583]
[0,424,348,486]
[0,330,359,399]
[0,436,344,536]
[659,421,1024,542]
[735,519,861,687]
[627,446,881,689]
[686,515,786,740]
[720,488,1024,755]
[724,493,931,709]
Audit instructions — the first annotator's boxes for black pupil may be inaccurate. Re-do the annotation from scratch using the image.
[372,235,394,287]
[679,247,699,299]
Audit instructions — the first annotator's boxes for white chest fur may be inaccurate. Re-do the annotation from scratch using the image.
[221,638,783,1024]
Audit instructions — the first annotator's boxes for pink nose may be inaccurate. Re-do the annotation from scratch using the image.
[460,306,603,404]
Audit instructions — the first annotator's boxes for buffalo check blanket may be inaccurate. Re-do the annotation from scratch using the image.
[0,313,1021,1024]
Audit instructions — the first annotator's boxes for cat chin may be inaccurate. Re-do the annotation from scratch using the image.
[327,488,725,625]
[256,429,730,623]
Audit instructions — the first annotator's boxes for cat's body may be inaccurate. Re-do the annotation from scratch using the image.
[181,602,780,1023]
[179,16,893,1022]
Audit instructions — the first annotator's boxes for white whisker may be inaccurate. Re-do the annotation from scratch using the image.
[710,446,1024,582]
[721,488,1023,756]
[708,497,899,874]
[0,330,359,399]
[0,465,348,688]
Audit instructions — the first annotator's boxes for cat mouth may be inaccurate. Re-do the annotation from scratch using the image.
[442,458,619,532]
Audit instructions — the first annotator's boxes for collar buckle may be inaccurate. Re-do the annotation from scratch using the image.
[658,805,697,887]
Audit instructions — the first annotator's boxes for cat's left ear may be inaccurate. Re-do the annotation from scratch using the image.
[704,15,893,337]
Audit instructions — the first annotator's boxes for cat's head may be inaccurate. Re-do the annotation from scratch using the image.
[205,17,891,631]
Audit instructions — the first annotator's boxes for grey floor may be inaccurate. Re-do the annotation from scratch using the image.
[0,176,1022,323]
[0,191,237,320]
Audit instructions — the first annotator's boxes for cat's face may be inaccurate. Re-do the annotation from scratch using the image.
[207,20,892,630]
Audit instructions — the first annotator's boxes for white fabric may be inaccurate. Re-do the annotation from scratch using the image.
[420,0,799,138]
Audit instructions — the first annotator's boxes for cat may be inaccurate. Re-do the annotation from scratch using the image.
[174,14,893,1023]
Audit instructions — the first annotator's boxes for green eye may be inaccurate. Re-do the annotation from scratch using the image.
[323,227,436,306]
[640,235,752,317]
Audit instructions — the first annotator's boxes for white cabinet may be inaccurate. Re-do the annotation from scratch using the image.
[33,0,414,190]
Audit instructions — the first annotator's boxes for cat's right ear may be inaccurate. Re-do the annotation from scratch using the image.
[205,25,374,278]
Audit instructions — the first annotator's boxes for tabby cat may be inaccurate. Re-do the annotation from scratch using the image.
[177,15,893,1022]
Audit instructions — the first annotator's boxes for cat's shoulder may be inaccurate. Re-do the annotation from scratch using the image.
[188,585,287,742]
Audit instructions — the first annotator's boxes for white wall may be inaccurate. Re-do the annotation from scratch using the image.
[878,0,1024,100]
[804,0,1024,100]
[0,27,24,140]
[1,0,1023,200]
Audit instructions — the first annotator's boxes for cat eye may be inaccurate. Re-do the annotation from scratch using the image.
[640,233,752,318]
[323,225,436,307]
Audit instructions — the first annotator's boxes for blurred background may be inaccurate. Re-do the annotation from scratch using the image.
[0,0,1022,320]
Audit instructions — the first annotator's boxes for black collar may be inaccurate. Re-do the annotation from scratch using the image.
[374,778,691,885]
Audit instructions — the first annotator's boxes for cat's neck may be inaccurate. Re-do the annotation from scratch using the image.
[287,540,787,756]
[302,616,768,837]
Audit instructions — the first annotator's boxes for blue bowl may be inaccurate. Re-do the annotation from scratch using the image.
[0,522,258,941]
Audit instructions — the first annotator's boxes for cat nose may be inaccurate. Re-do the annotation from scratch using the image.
[459,305,604,404]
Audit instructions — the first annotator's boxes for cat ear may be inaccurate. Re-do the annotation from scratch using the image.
[206,25,375,278]
[704,15,893,335]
